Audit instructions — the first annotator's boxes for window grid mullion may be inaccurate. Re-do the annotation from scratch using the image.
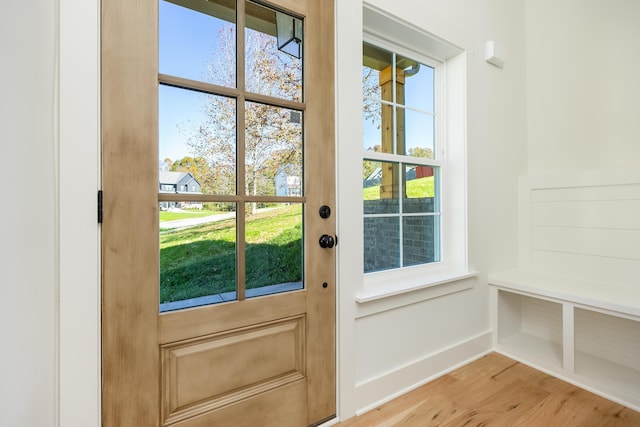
[236,0,246,301]
[398,162,404,267]
[391,53,397,156]
[363,212,441,219]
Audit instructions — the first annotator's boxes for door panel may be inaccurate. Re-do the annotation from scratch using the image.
[162,316,305,424]
[102,0,335,425]
[170,381,308,427]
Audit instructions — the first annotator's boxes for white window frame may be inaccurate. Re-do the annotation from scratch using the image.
[362,34,445,274]
[356,6,474,302]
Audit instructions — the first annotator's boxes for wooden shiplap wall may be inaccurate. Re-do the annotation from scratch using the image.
[575,307,640,371]
[520,295,563,345]
[519,171,640,288]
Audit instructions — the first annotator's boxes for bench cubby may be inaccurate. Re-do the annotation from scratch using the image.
[490,270,640,411]
[496,290,563,370]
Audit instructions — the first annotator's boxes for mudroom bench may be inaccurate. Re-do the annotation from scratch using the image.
[489,270,640,411]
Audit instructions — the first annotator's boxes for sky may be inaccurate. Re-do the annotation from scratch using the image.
[159,0,232,163]
[362,62,436,157]
[160,0,436,166]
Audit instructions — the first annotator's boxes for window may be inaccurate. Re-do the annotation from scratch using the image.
[354,7,471,296]
[362,41,442,274]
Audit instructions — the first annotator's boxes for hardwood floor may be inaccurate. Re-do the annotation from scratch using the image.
[336,353,640,426]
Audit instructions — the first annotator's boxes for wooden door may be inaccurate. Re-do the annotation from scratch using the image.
[101,0,335,425]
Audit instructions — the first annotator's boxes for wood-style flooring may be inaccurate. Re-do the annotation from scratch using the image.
[336,353,640,426]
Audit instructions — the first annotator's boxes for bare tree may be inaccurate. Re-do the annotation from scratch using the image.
[185,24,303,213]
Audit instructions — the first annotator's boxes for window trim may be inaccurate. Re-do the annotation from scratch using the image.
[358,6,471,300]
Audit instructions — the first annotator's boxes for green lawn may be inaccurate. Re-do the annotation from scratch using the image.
[160,205,302,303]
[363,176,435,200]
[159,209,222,222]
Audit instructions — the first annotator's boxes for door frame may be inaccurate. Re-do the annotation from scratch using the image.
[59,0,102,425]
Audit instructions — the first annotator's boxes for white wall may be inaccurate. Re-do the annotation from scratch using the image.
[336,0,527,419]
[0,1,58,426]
[526,0,640,174]
[1,0,100,426]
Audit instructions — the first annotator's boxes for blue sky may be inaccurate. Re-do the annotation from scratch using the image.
[362,61,436,156]
[159,0,232,163]
[160,0,436,164]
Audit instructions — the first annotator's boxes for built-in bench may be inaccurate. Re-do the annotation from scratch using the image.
[490,169,640,411]
[489,270,640,411]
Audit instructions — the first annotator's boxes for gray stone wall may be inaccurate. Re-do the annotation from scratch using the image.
[364,197,438,273]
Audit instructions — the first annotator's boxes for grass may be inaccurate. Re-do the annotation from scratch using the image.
[159,209,222,222]
[363,176,435,200]
[160,205,302,303]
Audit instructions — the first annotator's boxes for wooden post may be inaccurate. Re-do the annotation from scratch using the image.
[379,66,406,199]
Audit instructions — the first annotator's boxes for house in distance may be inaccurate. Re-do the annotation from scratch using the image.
[159,171,203,210]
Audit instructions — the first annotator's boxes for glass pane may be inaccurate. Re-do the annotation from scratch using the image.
[364,216,400,273]
[403,215,440,267]
[159,202,237,312]
[159,84,236,196]
[245,203,303,298]
[397,54,434,113]
[362,42,392,100]
[363,100,402,154]
[403,164,438,214]
[245,102,303,196]
[363,100,383,152]
[159,0,236,87]
[245,1,302,101]
[402,107,435,158]
[363,161,400,214]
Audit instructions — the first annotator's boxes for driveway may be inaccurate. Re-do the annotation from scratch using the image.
[159,212,236,229]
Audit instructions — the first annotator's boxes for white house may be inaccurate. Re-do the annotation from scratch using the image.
[275,165,302,197]
[2,0,640,426]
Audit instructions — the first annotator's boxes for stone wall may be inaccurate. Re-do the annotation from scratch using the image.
[364,197,438,273]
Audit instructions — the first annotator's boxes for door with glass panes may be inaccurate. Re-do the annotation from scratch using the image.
[101,0,335,425]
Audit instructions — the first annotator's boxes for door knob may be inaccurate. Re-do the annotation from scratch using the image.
[319,205,331,219]
[319,234,336,249]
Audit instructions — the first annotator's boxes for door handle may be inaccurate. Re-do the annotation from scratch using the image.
[319,234,337,249]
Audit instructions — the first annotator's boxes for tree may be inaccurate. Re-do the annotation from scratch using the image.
[185,25,303,214]
[362,66,383,153]
[362,145,381,180]
[160,157,173,172]
[407,147,434,159]
[169,156,214,191]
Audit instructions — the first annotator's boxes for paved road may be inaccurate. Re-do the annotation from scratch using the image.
[160,212,236,229]
[160,207,276,230]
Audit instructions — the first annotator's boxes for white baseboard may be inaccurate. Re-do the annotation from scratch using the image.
[354,331,492,415]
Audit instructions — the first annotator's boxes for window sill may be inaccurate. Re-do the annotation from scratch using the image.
[356,270,478,303]
[354,270,479,318]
